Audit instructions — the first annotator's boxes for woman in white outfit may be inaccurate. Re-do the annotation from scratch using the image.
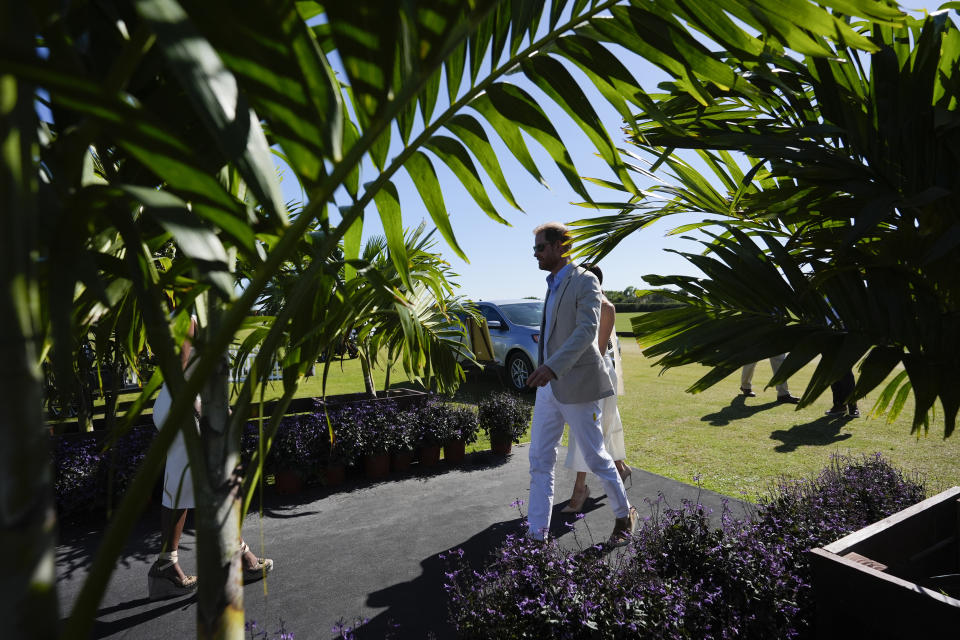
[148,316,273,600]
[561,264,631,513]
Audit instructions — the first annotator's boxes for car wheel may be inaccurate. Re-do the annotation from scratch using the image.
[506,352,533,392]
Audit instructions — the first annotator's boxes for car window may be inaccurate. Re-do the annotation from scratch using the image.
[478,305,504,325]
[497,302,543,327]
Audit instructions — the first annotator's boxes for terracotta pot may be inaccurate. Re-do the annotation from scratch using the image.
[443,439,466,464]
[391,450,414,472]
[363,453,391,480]
[324,464,346,487]
[490,433,513,456]
[419,443,441,467]
[274,469,303,495]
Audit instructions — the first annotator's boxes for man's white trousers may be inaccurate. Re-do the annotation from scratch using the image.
[527,383,630,539]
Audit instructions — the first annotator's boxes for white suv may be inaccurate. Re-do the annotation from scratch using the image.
[475,299,543,392]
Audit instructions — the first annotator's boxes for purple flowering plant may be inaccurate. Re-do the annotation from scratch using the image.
[245,618,294,640]
[52,434,105,517]
[443,404,480,444]
[313,407,361,467]
[52,425,158,519]
[478,392,532,444]
[342,400,402,456]
[102,425,156,513]
[406,396,447,445]
[418,400,480,444]
[443,453,926,639]
[266,415,323,476]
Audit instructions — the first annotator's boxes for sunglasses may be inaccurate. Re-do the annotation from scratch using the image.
[533,242,554,252]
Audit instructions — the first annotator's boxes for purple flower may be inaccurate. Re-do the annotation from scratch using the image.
[442,453,925,639]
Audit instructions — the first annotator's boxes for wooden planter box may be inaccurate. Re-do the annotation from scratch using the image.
[809,486,960,639]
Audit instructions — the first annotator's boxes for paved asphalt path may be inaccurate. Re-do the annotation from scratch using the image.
[56,445,749,639]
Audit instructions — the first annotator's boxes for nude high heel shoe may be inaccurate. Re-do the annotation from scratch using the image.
[561,485,590,513]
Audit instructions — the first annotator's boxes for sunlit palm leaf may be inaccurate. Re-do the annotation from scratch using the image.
[571,7,960,436]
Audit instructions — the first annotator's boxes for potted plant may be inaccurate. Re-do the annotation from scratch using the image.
[479,392,531,456]
[102,425,156,515]
[410,399,444,467]
[442,404,479,464]
[51,432,104,519]
[317,406,359,487]
[389,408,417,472]
[267,416,314,495]
[356,401,399,481]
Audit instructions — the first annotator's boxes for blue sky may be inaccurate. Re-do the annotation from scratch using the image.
[280,3,947,302]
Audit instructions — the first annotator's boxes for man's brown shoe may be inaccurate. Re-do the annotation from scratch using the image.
[608,506,638,547]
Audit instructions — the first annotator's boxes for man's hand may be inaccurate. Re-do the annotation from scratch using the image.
[526,364,556,388]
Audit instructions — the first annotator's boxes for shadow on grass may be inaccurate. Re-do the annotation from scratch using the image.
[700,395,780,426]
[769,415,855,453]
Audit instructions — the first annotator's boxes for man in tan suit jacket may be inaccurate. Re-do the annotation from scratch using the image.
[525,222,637,546]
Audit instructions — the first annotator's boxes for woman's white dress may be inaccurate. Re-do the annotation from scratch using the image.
[564,334,626,471]
[153,384,200,510]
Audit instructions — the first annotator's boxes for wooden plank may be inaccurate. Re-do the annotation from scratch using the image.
[842,551,888,572]
[809,548,960,639]
[824,487,960,554]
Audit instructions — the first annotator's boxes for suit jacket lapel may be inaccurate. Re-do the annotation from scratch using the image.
[547,267,574,340]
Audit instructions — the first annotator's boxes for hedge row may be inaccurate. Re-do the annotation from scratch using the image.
[613,302,683,313]
[51,393,532,518]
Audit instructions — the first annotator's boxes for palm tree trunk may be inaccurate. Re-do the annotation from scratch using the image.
[359,339,377,398]
[383,345,396,392]
[0,10,61,634]
[195,295,246,639]
[103,331,124,432]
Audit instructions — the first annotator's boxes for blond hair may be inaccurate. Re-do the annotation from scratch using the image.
[533,222,570,248]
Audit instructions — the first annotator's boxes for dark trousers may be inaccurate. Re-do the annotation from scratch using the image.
[831,370,856,408]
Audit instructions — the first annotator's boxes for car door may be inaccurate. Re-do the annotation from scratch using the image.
[477,304,510,365]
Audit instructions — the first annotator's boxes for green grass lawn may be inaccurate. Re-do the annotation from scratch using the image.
[612,340,960,500]
[614,311,639,335]
[289,342,960,501]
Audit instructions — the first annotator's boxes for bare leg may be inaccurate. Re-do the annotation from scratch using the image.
[160,506,187,550]
[148,507,196,599]
[157,507,190,581]
[560,472,590,513]
[571,472,587,497]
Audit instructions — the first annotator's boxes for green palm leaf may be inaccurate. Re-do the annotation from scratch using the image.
[135,0,288,226]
